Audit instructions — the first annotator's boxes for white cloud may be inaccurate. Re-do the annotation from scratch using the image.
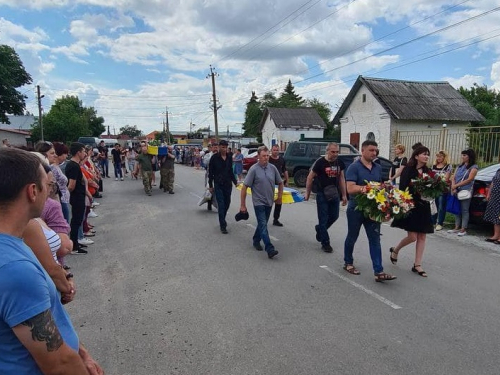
[490,61,500,91]
[443,74,485,89]
[40,62,55,75]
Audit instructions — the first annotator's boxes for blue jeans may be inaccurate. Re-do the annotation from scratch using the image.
[315,191,340,246]
[114,162,123,178]
[214,184,232,229]
[432,193,448,225]
[61,202,71,224]
[100,158,109,176]
[344,206,383,274]
[253,205,274,252]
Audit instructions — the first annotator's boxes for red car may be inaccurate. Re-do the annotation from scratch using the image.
[243,151,258,172]
[243,151,285,172]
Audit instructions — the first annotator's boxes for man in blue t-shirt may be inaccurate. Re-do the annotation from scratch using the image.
[343,140,397,283]
[0,148,103,374]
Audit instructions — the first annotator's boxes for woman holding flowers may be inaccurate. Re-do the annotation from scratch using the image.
[390,145,434,277]
[431,150,452,231]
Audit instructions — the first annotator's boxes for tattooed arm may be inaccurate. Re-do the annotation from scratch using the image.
[12,310,89,375]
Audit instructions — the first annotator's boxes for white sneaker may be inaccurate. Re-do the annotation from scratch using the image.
[78,238,94,245]
[91,202,100,207]
[115,178,118,181]
[120,177,124,181]
[88,210,98,218]
[447,229,459,234]
[457,231,467,236]
[435,224,443,231]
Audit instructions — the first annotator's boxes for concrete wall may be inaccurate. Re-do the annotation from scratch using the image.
[339,85,391,157]
[0,130,29,147]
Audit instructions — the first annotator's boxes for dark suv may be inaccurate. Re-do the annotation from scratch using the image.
[284,141,358,187]
[284,141,392,187]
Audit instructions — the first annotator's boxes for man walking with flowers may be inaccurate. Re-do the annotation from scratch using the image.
[343,140,397,282]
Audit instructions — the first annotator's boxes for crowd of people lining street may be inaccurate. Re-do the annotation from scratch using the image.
[1,135,500,373]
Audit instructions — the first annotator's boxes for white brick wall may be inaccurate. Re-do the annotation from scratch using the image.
[261,117,324,149]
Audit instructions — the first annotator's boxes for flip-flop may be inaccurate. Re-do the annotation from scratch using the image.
[485,238,498,242]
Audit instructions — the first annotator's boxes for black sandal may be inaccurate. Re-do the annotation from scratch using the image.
[374,272,397,282]
[411,264,427,277]
[389,247,399,264]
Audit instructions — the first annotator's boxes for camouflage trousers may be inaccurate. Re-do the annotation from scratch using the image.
[141,171,153,194]
[160,168,175,192]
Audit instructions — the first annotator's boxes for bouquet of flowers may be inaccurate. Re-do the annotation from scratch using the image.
[411,171,449,199]
[355,181,414,222]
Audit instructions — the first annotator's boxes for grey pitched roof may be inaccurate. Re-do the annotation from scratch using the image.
[260,107,327,130]
[1,115,36,130]
[332,76,485,124]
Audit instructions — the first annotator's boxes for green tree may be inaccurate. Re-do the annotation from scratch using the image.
[458,84,500,125]
[84,107,105,137]
[243,91,263,138]
[119,125,143,138]
[278,79,304,108]
[31,95,103,143]
[305,98,334,137]
[0,45,32,123]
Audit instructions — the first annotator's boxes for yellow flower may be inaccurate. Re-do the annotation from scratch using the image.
[375,189,386,204]
[398,188,412,200]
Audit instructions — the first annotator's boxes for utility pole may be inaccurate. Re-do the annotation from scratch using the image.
[207,65,221,141]
[165,106,171,144]
[37,85,44,141]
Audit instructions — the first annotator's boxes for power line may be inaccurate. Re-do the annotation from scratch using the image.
[245,0,357,62]
[216,0,321,64]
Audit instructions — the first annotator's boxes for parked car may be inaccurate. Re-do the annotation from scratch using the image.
[243,151,284,172]
[243,151,258,172]
[284,141,359,187]
[469,163,500,224]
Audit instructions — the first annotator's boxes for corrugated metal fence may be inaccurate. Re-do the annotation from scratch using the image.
[395,126,500,167]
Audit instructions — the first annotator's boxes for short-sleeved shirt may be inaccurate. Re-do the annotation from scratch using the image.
[111,148,121,164]
[268,155,286,177]
[244,162,282,207]
[0,234,79,374]
[312,157,346,191]
[390,156,407,177]
[345,159,382,208]
[64,160,85,200]
[136,153,153,172]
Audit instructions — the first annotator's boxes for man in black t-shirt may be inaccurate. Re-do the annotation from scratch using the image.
[269,145,288,227]
[304,143,347,253]
[111,143,123,181]
[97,140,109,177]
[65,142,88,254]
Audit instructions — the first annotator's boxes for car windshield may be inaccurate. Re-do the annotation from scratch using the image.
[245,151,258,158]
[475,163,500,181]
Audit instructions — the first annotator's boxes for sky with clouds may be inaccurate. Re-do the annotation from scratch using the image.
[1,0,500,136]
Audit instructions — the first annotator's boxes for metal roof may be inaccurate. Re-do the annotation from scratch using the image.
[332,76,485,124]
[260,107,327,130]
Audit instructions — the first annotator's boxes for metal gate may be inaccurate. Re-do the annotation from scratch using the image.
[395,126,500,167]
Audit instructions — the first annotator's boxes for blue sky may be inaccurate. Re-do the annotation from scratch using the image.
[1,0,499,136]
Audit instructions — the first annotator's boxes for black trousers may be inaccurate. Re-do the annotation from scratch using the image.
[69,197,85,249]
[273,203,282,221]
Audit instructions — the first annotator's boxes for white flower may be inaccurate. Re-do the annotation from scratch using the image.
[367,192,376,199]
[378,203,385,210]
[392,206,401,214]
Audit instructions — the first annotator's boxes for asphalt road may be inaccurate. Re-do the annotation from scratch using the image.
[66,165,500,375]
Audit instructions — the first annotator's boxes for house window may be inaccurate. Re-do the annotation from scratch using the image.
[362,94,366,103]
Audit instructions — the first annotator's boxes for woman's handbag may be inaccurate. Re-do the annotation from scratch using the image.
[457,189,472,200]
[456,165,472,201]
[446,194,461,215]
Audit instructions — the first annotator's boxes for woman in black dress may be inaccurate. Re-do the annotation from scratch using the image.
[389,146,434,277]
